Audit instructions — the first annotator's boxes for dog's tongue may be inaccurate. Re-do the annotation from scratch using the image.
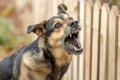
[67,38,80,48]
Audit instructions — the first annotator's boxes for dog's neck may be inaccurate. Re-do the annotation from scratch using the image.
[44,46,72,67]
[43,47,72,80]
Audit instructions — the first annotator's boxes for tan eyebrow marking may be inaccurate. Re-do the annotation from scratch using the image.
[53,19,63,27]
[63,14,69,20]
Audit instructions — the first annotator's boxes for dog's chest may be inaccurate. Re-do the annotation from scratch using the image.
[19,62,50,80]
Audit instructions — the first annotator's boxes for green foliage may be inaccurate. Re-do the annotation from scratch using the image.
[117,0,120,9]
[0,17,24,49]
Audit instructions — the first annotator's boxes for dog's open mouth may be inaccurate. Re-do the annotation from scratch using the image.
[64,30,83,55]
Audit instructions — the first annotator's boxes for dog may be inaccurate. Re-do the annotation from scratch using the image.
[0,4,83,80]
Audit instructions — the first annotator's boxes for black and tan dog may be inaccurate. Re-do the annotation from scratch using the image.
[0,4,83,80]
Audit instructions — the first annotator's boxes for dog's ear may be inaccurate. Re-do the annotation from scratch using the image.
[27,21,46,36]
[58,4,67,14]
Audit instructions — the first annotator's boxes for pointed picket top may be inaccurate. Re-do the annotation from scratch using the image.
[79,0,86,4]
[110,6,119,17]
[86,0,93,7]
[93,0,102,10]
[103,3,110,13]
[84,1,93,80]
[86,0,120,11]
[108,5,118,80]
[108,0,118,10]
[88,0,95,6]
[91,0,101,80]
[113,6,120,16]
[86,0,104,8]
[99,3,110,80]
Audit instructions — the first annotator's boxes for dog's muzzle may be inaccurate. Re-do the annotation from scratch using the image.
[64,20,83,55]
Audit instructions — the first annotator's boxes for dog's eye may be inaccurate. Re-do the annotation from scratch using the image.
[54,23,62,29]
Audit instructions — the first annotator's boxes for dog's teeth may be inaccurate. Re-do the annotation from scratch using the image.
[66,42,71,46]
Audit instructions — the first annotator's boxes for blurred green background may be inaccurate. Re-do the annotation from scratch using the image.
[0,0,32,57]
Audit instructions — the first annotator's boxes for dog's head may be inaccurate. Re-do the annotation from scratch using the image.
[27,4,83,55]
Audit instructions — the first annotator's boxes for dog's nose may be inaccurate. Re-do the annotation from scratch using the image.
[69,20,78,27]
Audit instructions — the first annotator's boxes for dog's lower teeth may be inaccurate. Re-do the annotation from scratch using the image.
[66,42,80,51]
[73,46,79,50]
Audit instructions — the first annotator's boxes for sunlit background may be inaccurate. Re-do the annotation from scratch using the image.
[0,0,49,57]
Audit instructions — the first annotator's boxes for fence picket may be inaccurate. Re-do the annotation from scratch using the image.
[84,1,92,80]
[99,3,109,80]
[79,0,85,80]
[91,1,101,80]
[108,6,117,80]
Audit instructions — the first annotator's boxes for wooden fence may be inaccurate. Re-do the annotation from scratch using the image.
[64,0,120,80]
[28,0,120,80]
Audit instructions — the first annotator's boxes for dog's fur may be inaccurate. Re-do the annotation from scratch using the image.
[0,4,83,80]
